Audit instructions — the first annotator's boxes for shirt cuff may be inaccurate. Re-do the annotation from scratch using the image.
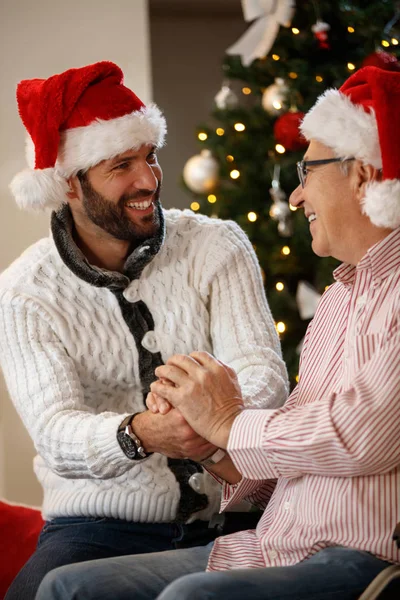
[227,409,279,480]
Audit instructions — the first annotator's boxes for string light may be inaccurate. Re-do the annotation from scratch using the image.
[289,72,298,79]
[316,75,323,82]
[247,212,258,222]
[292,27,300,35]
[276,282,285,291]
[234,123,246,132]
[207,194,217,204]
[190,202,200,211]
[347,62,356,71]
[275,144,286,154]
[272,54,280,61]
[198,132,207,141]
[281,246,291,256]
[382,40,390,47]
[289,204,297,212]
[392,38,399,45]
[325,285,330,291]
[348,26,355,33]
[230,169,240,179]
[276,321,286,334]
[226,155,234,162]
[272,100,282,110]
[295,374,299,383]
[242,87,252,95]
[216,128,225,136]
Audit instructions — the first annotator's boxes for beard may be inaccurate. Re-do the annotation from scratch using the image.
[77,171,162,244]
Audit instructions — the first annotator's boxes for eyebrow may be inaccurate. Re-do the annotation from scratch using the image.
[107,146,157,168]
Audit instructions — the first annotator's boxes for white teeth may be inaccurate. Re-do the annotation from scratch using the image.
[308,214,317,223]
[126,199,153,210]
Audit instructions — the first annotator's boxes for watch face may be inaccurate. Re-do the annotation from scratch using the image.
[117,431,139,460]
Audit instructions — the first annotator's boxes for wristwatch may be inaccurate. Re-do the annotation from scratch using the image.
[200,448,226,468]
[117,413,152,460]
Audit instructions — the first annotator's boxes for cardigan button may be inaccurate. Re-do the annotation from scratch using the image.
[141,331,160,353]
[123,281,140,303]
[188,472,205,494]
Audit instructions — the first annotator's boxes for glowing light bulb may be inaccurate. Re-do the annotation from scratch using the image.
[198,132,208,141]
[275,144,286,154]
[190,202,200,211]
[207,194,217,204]
[276,282,284,292]
[272,54,280,61]
[316,75,323,82]
[230,169,240,179]
[292,27,300,34]
[272,101,282,110]
[289,72,298,79]
[281,246,291,256]
[289,204,297,212]
[234,123,245,132]
[276,322,286,333]
[295,374,299,383]
[226,155,234,162]
[347,62,356,71]
[242,87,252,95]
[382,40,390,47]
[392,38,399,45]
[348,26,355,33]
[247,212,258,222]
[216,128,225,136]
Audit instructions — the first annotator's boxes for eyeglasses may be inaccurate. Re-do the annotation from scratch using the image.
[296,158,355,188]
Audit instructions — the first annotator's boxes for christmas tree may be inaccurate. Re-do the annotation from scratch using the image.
[182,0,400,387]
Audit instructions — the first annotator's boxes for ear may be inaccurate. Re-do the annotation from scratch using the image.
[66,175,82,200]
[353,162,382,202]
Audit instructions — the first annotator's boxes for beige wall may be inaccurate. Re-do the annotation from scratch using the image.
[0,0,152,504]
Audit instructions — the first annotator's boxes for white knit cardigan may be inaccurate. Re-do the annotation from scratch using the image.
[0,209,288,522]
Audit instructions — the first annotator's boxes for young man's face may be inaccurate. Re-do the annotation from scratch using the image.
[289,140,362,263]
[76,144,163,243]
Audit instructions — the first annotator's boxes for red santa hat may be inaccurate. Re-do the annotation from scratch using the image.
[300,66,400,229]
[10,61,167,211]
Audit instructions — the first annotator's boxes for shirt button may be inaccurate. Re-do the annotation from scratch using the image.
[141,331,160,353]
[269,550,278,559]
[123,280,140,303]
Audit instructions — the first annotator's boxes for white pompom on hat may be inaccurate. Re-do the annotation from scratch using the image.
[10,61,167,211]
[300,66,400,229]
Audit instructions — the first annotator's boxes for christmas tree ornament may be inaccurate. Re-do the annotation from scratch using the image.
[274,110,307,151]
[269,165,293,237]
[362,50,400,71]
[214,82,239,110]
[262,78,288,115]
[311,20,330,49]
[183,150,219,195]
[226,0,296,66]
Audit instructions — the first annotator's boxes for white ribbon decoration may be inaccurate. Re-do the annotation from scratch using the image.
[227,0,296,66]
[296,281,322,321]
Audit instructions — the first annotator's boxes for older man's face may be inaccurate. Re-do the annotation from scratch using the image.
[289,140,361,262]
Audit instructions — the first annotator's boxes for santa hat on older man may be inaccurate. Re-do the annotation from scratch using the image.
[301,66,400,230]
[10,61,167,211]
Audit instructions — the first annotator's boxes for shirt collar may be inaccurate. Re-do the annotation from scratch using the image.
[333,227,400,286]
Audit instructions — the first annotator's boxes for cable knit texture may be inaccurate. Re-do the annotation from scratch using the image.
[0,208,288,523]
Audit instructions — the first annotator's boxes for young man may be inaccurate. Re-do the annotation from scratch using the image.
[36,66,400,600]
[0,61,288,599]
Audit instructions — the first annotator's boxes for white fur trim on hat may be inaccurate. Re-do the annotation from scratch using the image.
[12,104,167,212]
[9,168,69,212]
[362,179,400,229]
[300,89,382,169]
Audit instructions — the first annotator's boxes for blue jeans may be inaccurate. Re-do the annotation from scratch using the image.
[4,517,224,600]
[36,544,398,600]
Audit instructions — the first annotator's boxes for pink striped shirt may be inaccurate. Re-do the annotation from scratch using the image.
[208,227,400,572]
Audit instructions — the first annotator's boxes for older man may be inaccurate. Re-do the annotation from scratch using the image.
[0,61,288,600]
[35,66,400,600]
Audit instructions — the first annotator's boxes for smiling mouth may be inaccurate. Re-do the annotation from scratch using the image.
[308,213,317,223]
[125,198,153,211]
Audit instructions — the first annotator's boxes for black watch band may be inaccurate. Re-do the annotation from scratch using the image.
[117,413,152,461]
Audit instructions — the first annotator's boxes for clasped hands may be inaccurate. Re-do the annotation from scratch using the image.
[147,351,244,451]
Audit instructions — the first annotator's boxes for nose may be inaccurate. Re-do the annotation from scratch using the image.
[132,161,159,192]
[289,184,304,209]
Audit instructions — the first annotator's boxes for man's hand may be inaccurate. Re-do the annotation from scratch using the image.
[150,352,244,449]
[133,408,216,461]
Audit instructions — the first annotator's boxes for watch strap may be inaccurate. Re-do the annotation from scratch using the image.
[117,413,151,460]
[200,448,226,467]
